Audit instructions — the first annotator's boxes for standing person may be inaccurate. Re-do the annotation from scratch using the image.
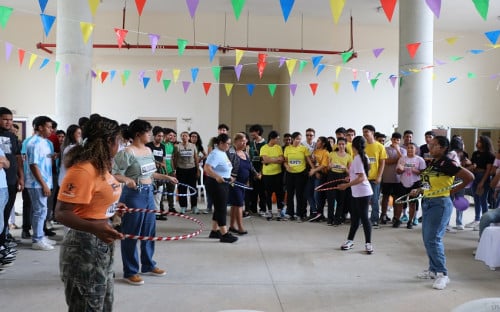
[189,131,207,165]
[112,119,178,286]
[173,131,199,214]
[146,126,168,220]
[326,137,352,226]
[248,124,267,216]
[228,133,258,234]
[204,133,238,243]
[0,148,12,267]
[25,115,56,251]
[260,131,284,220]
[465,136,495,229]
[308,136,331,221]
[414,136,473,290]
[420,130,435,164]
[284,132,314,221]
[336,136,374,254]
[447,135,471,230]
[205,124,229,214]
[162,128,177,213]
[55,115,125,311]
[362,125,387,227]
[303,128,317,218]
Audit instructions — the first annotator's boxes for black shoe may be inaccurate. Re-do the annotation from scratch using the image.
[168,208,177,213]
[21,231,31,239]
[208,230,221,239]
[228,227,239,234]
[308,213,322,222]
[220,232,238,243]
[418,216,423,223]
[237,230,248,235]
[156,215,167,221]
[44,229,56,236]
[407,222,413,229]
[392,220,401,228]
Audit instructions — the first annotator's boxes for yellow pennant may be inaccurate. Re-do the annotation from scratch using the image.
[80,22,94,44]
[335,66,341,79]
[28,53,38,70]
[333,82,340,94]
[224,83,234,96]
[286,59,297,77]
[329,0,345,24]
[172,69,181,83]
[235,49,244,65]
[445,37,458,45]
[88,0,100,16]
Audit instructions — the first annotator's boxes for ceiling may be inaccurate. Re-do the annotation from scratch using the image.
[2,0,500,32]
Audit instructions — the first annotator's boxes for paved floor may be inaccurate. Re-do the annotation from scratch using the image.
[1,196,499,312]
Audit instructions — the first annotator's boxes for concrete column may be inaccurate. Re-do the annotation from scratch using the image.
[55,0,92,129]
[398,1,434,145]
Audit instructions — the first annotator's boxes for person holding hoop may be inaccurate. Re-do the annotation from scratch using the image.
[413,136,473,290]
[56,115,125,310]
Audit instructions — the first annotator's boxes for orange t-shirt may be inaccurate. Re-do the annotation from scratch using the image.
[58,162,122,220]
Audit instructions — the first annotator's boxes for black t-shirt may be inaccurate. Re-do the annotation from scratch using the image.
[146,142,165,172]
[471,151,495,170]
[0,128,21,185]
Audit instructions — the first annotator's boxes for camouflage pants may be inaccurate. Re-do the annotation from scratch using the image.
[60,229,115,312]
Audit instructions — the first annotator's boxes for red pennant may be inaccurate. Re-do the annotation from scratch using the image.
[114,28,128,49]
[258,53,267,64]
[309,83,318,95]
[203,82,212,95]
[406,42,421,59]
[380,0,397,22]
[257,62,267,79]
[156,69,163,82]
[135,0,147,16]
[18,49,25,66]
[101,71,109,83]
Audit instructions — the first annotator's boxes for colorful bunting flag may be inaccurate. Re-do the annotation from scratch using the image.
[212,66,221,82]
[110,70,116,81]
[172,69,180,83]
[191,67,199,83]
[380,0,397,22]
[279,57,286,68]
[446,77,457,83]
[445,37,457,45]
[203,82,212,95]
[143,77,151,89]
[286,59,297,76]
[289,84,297,96]
[38,0,48,13]
[101,71,108,83]
[406,42,421,59]
[40,14,56,37]
[425,0,441,18]
[372,48,384,58]
[351,80,359,92]
[485,30,500,45]
[335,66,341,79]
[177,38,188,56]
[309,83,318,95]
[208,44,218,62]
[115,28,128,49]
[268,84,277,97]
[182,81,191,93]
[156,69,163,82]
[370,79,379,89]
[341,51,353,63]
[316,64,326,76]
[298,60,307,73]
[469,49,484,54]
[280,0,295,22]
[247,83,255,96]
[332,82,340,94]
[39,58,49,69]
[311,55,323,69]
[234,64,243,81]
[162,79,171,91]
[88,0,100,16]
[472,0,489,21]
[5,42,12,61]
[258,62,266,79]
[235,49,244,65]
[389,75,397,88]
[224,83,234,96]
[450,56,463,61]
[55,61,60,74]
[468,72,477,79]
[80,22,94,44]
[231,0,246,21]
[18,49,25,66]
[135,0,147,16]
[0,6,13,29]
[28,53,38,70]
[148,34,160,53]
[329,0,345,24]
[186,0,200,19]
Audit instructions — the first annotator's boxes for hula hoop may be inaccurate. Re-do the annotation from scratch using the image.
[227,181,253,190]
[394,181,463,205]
[154,182,198,197]
[314,178,349,192]
[117,208,204,241]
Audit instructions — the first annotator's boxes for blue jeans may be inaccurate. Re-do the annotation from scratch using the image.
[479,208,500,238]
[369,181,381,223]
[27,188,48,243]
[120,185,157,278]
[472,172,490,221]
[422,196,453,275]
[305,175,317,215]
[0,188,8,236]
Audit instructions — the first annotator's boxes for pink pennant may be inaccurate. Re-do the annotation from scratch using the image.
[115,28,128,49]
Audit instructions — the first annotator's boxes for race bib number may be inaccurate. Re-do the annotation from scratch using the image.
[368,157,376,164]
[289,160,302,166]
[179,149,193,157]
[105,201,118,218]
[152,150,163,157]
[164,155,172,161]
[140,162,157,175]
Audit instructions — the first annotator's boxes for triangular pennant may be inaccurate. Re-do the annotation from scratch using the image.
[208,44,218,62]
[309,83,318,95]
[135,0,147,16]
[28,53,38,70]
[224,83,234,96]
[121,74,127,86]
[234,64,243,81]
[485,30,500,45]
[435,59,446,66]
[257,62,266,79]
[18,49,25,66]
[380,0,397,22]
[472,0,489,21]
[80,22,94,44]
[88,0,100,16]
[109,70,116,81]
[191,67,199,83]
[268,84,277,97]
[335,66,342,79]
[372,48,384,58]
[38,0,48,13]
[143,77,151,89]
[247,83,255,96]
[123,70,131,82]
[469,49,484,54]
[39,58,49,69]
[329,0,345,24]
[445,37,457,45]
[40,14,56,37]
[203,82,212,95]
[298,60,307,73]
[279,57,286,68]
[289,83,297,96]
[280,0,295,22]
[55,61,60,74]
[162,79,171,91]
[286,59,297,76]
[425,0,441,18]
[446,77,457,84]
[156,69,163,82]
[311,55,323,69]
[351,80,360,92]
[177,38,188,56]
[5,42,12,61]
[91,70,97,79]
[450,56,463,61]
[148,34,159,54]
[65,63,71,75]
[258,53,267,64]
[352,68,358,80]
[186,0,200,19]
[101,71,109,83]
[212,66,221,82]
[115,28,128,49]
[235,49,244,65]
[182,81,191,93]
[316,64,326,76]
[389,75,397,87]
[231,0,246,21]
[0,6,13,29]
[341,51,353,63]
[332,82,340,94]
[138,70,145,81]
[468,72,477,79]
[172,69,181,83]
[370,79,379,89]
[406,42,421,59]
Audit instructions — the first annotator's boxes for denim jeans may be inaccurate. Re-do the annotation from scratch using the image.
[422,196,453,275]
[0,187,8,236]
[27,188,48,243]
[120,185,157,278]
[305,175,317,215]
[369,181,381,223]
[472,172,490,221]
[479,208,500,238]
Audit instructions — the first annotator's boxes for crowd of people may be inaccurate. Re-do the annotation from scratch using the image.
[0,108,499,309]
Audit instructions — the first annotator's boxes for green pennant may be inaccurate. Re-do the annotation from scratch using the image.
[472,0,489,21]
[177,38,188,56]
[298,60,307,73]
[55,61,60,74]
[370,78,378,89]
[468,72,477,79]
[123,70,131,81]
[450,56,464,61]
[231,0,246,21]
[341,51,353,64]
[268,84,277,97]
[0,6,13,29]
[162,79,171,91]
[212,66,221,82]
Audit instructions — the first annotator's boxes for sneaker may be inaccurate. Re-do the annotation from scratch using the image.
[21,231,31,239]
[446,226,457,233]
[192,207,199,214]
[265,211,273,221]
[341,240,354,250]
[380,214,391,224]
[308,213,322,222]
[124,275,144,286]
[432,273,450,290]
[32,241,54,251]
[156,215,167,221]
[456,224,465,230]
[407,222,413,229]
[465,220,479,228]
[45,220,54,230]
[44,229,56,237]
[180,207,187,214]
[371,222,379,228]
[202,209,211,214]
[473,225,480,231]
[258,210,266,217]
[243,211,251,219]
[413,218,419,226]
[417,270,436,279]
[143,267,166,277]
[365,243,374,254]
[208,230,221,239]
[42,237,56,246]
[392,220,401,228]
[400,214,409,222]
[220,232,238,243]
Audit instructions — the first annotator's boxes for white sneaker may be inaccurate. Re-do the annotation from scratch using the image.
[417,270,436,279]
[341,240,354,250]
[42,237,56,245]
[32,241,54,251]
[465,221,479,228]
[473,225,480,231]
[365,243,374,254]
[446,226,457,233]
[456,225,465,230]
[432,273,449,290]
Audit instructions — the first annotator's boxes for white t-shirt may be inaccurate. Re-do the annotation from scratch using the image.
[349,155,373,198]
[397,155,426,188]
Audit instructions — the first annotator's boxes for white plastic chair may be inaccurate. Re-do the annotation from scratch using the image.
[197,165,207,202]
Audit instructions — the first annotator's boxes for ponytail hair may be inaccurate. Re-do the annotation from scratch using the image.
[352,136,370,175]
[434,136,450,155]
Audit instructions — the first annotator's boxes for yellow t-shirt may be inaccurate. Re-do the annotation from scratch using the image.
[333,142,353,156]
[260,144,283,176]
[329,152,352,173]
[284,145,310,173]
[365,141,388,180]
[313,149,330,174]
[421,157,461,198]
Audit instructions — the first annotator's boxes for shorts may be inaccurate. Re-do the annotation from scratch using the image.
[382,183,403,197]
